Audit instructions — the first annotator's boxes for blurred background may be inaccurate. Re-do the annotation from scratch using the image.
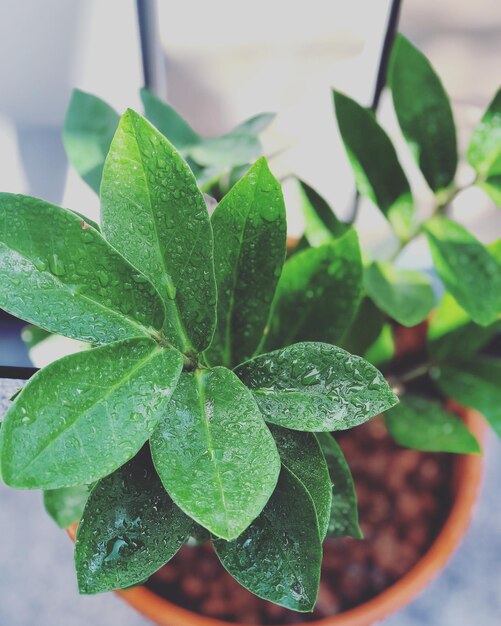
[1,1,500,624]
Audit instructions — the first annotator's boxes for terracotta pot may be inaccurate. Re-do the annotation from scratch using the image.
[67,407,486,626]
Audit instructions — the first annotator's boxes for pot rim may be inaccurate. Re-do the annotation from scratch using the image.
[68,408,486,626]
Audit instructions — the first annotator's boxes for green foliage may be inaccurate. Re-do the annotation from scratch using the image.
[214,468,322,612]
[235,342,398,432]
[4,33,501,615]
[433,357,501,438]
[75,452,192,594]
[364,262,434,327]
[264,228,363,348]
[101,109,216,353]
[150,368,280,540]
[333,89,414,240]
[316,433,362,539]
[206,158,286,367]
[385,395,480,454]
[389,35,457,192]
[44,485,90,528]
[424,217,501,326]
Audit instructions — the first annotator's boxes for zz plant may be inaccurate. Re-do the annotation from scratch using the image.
[0,108,397,611]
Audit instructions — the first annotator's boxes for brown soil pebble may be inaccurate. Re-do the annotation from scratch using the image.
[146,417,453,624]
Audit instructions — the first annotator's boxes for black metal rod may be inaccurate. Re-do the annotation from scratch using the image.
[371,0,403,112]
[0,365,38,380]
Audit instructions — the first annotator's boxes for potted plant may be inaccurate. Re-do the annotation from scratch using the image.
[1,33,500,626]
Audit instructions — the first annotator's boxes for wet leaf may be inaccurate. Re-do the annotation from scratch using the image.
[467,88,501,178]
[0,338,183,489]
[44,485,91,528]
[150,367,280,540]
[63,89,120,193]
[385,395,480,454]
[424,217,501,325]
[269,424,331,539]
[140,88,201,150]
[75,452,192,594]
[433,357,501,438]
[235,342,398,432]
[389,35,457,192]
[297,179,348,246]
[333,90,414,240]
[364,262,435,327]
[316,433,362,538]
[101,109,216,353]
[214,468,322,612]
[265,229,363,349]
[206,158,286,367]
[0,194,164,344]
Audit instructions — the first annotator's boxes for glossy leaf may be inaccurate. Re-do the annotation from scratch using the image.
[297,179,348,246]
[316,433,362,538]
[214,468,322,612]
[0,194,164,344]
[44,485,90,528]
[428,293,501,361]
[385,395,480,453]
[364,262,434,327]
[75,452,192,594]
[269,424,332,539]
[206,158,286,367]
[265,229,363,349]
[389,35,457,192]
[339,297,385,357]
[433,357,501,438]
[424,217,501,325]
[140,88,201,150]
[467,88,501,177]
[333,90,414,240]
[0,338,183,489]
[101,109,216,353]
[235,342,398,432]
[150,367,280,540]
[63,89,120,193]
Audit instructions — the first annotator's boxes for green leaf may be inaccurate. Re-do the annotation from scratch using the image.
[339,297,385,356]
[214,467,322,613]
[481,175,501,206]
[150,367,280,540]
[0,194,164,344]
[385,395,480,453]
[101,109,216,353]
[467,88,501,178]
[232,112,276,135]
[316,433,362,539]
[75,452,192,594]
[206,158,286,367]
[0,338,183,489]
[21,325,52,350]
[364,262,434,327]
[140,88,201,150]
[269,424,332,539]
[265,229,363,349]
[364,323,395,367]
[433,357,501,438]
[389,35,457,192]
[235,342,398,432]
[297,179,348,246]
[424,217,501,325]
[333,90,414,240]
[189,134,261,169]
[63,89,120,193]
[44,485,90,528]
[428,293,501,361]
